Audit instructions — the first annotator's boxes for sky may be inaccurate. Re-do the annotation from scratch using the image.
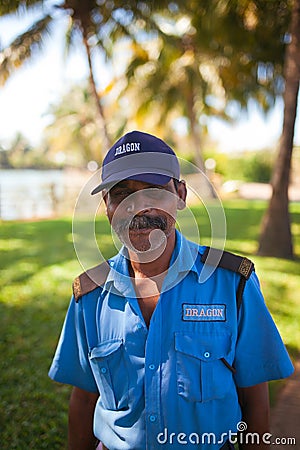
[0,7,300,153]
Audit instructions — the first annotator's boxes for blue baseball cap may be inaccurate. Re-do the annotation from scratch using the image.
[91,130,180,194]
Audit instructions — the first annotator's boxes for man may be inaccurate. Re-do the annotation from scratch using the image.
[49,130,294,450]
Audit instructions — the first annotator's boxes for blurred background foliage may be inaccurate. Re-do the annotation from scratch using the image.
[0,0,294,171]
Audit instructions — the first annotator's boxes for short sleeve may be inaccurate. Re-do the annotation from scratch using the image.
[48,295,98,393]
[234,272,294,387]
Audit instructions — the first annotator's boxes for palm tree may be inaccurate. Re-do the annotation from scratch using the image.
[0,0,164,156]
[257,0,300,259]
[44,84,102,166]
[0,0,111,152]
[44,83,127,166]
[123,1,291,171]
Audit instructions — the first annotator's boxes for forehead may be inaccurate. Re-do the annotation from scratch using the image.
[109,179,173,191]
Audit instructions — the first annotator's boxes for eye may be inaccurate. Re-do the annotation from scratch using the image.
[109,189,131,202]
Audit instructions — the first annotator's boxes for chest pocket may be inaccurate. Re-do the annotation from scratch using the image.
[175,331,233,402]
[89,338,129,411]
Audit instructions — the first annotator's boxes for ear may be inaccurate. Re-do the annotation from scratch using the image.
[177,180,187,210]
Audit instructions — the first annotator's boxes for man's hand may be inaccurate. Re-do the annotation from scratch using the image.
[238,382,270,449]
[68,386,99,450]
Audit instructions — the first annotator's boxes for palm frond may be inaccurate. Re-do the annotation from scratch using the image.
[0,0,45,17]
[63,15,80,59]
[0,13,52,85]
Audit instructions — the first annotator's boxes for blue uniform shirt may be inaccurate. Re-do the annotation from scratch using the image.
[49,231,293,449]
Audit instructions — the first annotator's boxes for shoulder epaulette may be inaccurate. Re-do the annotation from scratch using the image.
[201,246,254,279]
[72,261,110,302]
[201,247,255,314]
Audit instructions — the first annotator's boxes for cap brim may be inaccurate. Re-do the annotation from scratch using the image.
[91,173,171,195]
[91,181,116,195]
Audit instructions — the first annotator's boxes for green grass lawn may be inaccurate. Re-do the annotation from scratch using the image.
[0,200,299,449]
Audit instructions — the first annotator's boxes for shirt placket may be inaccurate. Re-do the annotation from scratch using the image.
[144,296,163,450]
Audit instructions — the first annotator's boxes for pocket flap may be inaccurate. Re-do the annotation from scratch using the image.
[89,338,123,359]
[175,332,231,361]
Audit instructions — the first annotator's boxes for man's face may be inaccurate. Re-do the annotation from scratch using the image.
[104,179,186,253]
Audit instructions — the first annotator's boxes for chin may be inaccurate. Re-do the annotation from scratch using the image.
[128,233,152,252]
[116,226,173,254]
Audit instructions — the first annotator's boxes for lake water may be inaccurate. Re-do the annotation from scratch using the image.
[0,169,65,220]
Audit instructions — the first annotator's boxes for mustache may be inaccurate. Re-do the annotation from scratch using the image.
[114,215,167,233]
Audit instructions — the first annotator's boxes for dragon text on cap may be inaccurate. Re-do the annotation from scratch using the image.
[115,142,141,156]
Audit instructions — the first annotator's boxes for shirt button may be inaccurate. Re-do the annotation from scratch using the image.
[149,415,157,422]
[149,364,155,370]
[204,351,211,358]
[100,367,107,374]
[136,323,143,330]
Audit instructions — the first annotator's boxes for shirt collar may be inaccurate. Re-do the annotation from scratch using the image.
[162,230,201,291]
[104,246,136,297]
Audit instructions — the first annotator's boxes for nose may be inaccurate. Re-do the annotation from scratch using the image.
[125,191,152,215]
[126,203,134,213]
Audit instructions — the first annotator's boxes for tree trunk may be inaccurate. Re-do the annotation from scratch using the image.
[187,90,205,173]
[186,90,217,198]
[82,27,112,156]
[257,0,300,259]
